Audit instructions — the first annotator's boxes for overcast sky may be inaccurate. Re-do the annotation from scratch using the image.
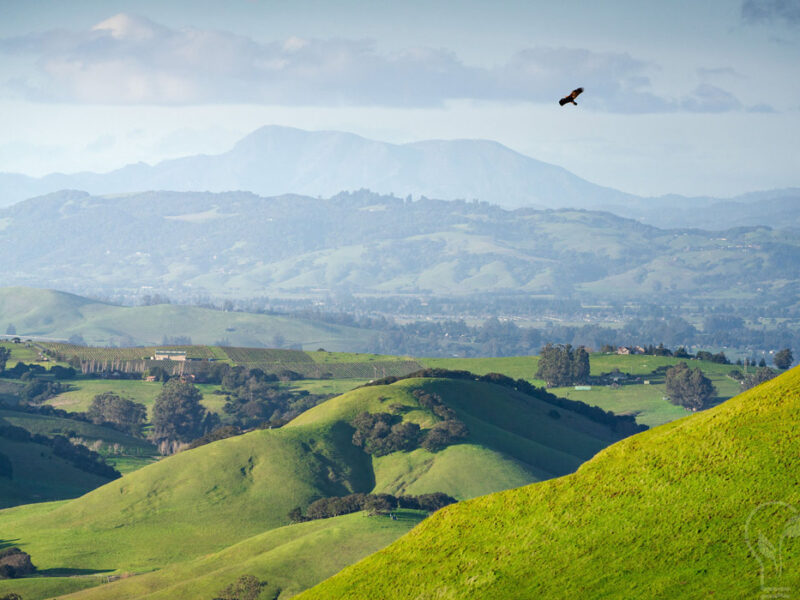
[0,0,798,196]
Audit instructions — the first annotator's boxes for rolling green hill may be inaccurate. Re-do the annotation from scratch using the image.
[2,189,799,302]
[298,366,800,600]
[0,287,373,350]
[0,374,631,599]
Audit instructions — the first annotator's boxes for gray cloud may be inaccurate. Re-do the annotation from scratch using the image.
[0,13,753,114]
[742,0,800,25]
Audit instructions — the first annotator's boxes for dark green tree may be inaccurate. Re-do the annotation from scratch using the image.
[665,362,716,411]
[741,367,776,391]
[87,392,147,435]
[773,348,793,370]
[572,346,590,384]
[0,347,10,373]
[536,344,591,387]
[151,380,211,444]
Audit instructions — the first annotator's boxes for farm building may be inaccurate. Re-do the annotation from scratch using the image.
[152,350,187,361]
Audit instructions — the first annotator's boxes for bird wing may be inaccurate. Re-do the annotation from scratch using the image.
[571,87,584,100]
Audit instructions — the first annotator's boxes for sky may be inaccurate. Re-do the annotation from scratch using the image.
[0,0,798,197]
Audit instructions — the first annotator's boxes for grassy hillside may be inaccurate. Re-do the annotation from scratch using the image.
[422,353,746,427]
[286,377,626,497]
[54,511,426,600]
[298,366,800,600]
[0,374,628,599]
[0,409,157,475]
[2,190,798,301]
[0,287,373,350]
[0,436,115,508]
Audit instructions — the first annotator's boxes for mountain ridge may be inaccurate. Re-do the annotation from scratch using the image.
[3,125,797,230]
[1,190,798,302]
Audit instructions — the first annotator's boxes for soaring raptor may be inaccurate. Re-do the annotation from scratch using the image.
[559,87,584,106]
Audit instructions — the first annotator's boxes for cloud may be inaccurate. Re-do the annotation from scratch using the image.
[742,0,800,25]
[0,13,753,114]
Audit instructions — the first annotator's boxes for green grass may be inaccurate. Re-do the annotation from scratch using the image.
[54,511,426,600]
[307,351,414,364]
[0,437,115,508]
[551,383,688,427]
[45,379,224,417]
[0,341,50,365]
[298,366,800,600]
[421,353,747,428]
[287,377,624,499]
[0,374,629,599]
[0,410,154,452]
[281,379,371,396]
[420,355,540,381]
[0,287,374,350]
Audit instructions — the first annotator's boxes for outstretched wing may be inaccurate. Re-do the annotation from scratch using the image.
[559,87,584,106]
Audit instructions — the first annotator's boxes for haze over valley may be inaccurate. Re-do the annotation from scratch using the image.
[0,2,798,599]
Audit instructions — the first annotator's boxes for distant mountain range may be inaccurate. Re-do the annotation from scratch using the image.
[1,125,797,229]
[1,189,798,302]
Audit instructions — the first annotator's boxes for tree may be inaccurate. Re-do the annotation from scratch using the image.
[213,574,265,600]
[665,362,716,411]
[572,346,590,384]
[773,348,793,370]
[536,344,591,387]
[87,392,147,435]
[151,380,211,444]
[0,547,35,579]
[741,367,776,391]
[0,347,9,373]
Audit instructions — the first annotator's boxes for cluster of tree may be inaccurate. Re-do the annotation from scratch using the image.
[213,574,266,600]
[87,392,147,436]
[351,412,422,456]
[665,363,717,411]
[150,380,218,447]
[219,367,328,429]
[351,396,469,457]
[288,491,456,522]
[366,368,645,435]
[410,390,470,451]
[0,424,120,479]
[729,367,777,391]
[1,361,76,380]
[0,547,35,579]
[18,378,68,405]
[535,344,590,387]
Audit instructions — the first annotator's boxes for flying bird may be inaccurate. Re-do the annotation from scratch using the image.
[559,87,584,106]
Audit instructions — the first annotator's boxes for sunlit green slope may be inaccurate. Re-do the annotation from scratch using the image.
[299,367,800,600]
[0,374,629,599]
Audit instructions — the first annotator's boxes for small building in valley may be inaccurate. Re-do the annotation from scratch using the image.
[152,350,187,361]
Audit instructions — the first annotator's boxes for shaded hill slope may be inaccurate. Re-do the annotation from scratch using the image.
[0,435,114,508]
[299,366,800,600]
[0,374,632,599]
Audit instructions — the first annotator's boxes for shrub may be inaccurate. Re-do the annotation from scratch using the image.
[0,547,35,579]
